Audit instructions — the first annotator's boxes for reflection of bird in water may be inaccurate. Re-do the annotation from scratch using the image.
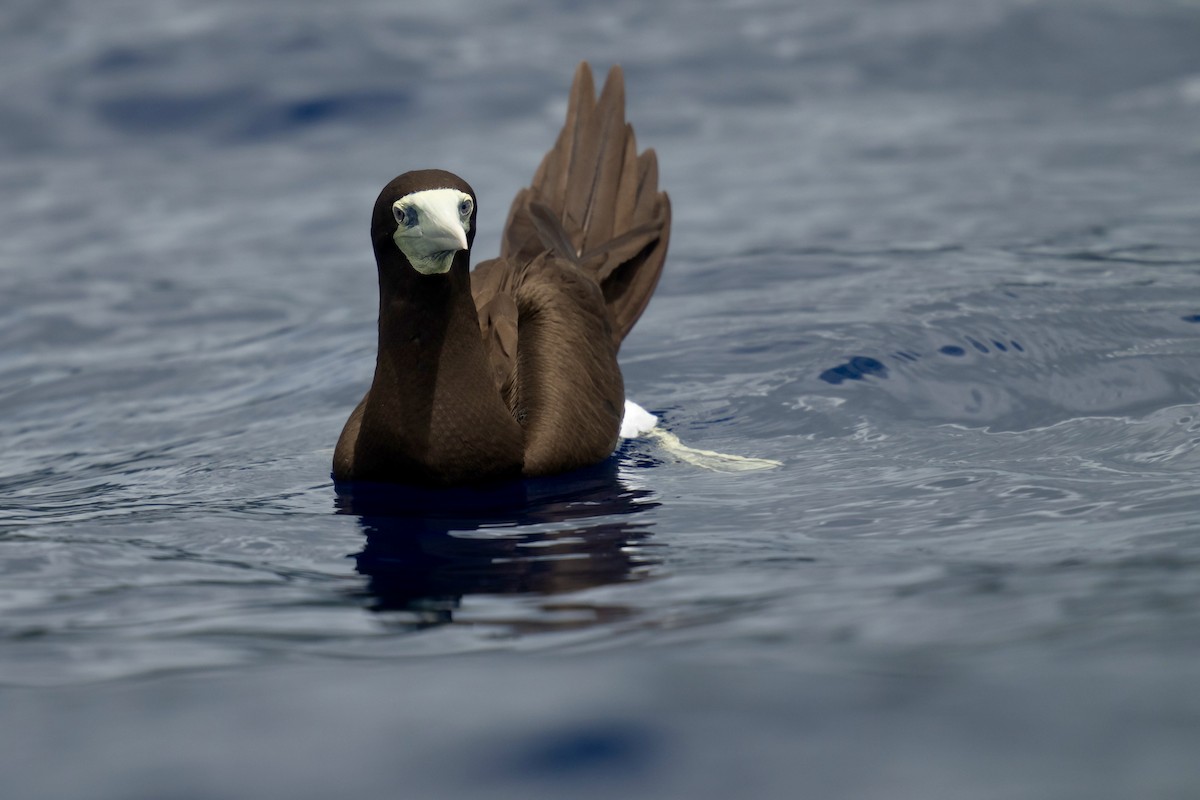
[335,457,660,629]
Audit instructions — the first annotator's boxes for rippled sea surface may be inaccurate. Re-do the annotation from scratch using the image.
[4,1,1200,797]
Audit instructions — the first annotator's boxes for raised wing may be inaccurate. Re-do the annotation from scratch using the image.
[498,62,670,349]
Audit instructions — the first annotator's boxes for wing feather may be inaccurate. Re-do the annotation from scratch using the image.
[497,62,669,348]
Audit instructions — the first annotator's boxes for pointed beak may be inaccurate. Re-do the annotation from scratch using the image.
[421,202,469,254]
[422,205,468,251]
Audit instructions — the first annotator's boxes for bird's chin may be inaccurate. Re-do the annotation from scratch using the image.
[407,250,458,275]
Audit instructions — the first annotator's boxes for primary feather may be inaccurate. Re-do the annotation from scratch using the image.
[490,63,671,349]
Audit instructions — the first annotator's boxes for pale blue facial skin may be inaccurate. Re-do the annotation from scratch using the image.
[391,188,474,275]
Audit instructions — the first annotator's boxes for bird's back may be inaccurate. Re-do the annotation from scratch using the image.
[470,63,671,476]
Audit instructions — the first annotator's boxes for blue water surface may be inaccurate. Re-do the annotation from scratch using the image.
[3,1,1200,797]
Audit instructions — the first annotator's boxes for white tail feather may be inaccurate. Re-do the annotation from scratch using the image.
[621,400,782,473]
[620,399,659,438]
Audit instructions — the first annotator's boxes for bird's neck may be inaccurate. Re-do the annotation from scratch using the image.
[358,250,523,484]
[375,251,471,381]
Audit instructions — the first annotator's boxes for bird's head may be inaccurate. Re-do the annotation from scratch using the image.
[372,169,477,276]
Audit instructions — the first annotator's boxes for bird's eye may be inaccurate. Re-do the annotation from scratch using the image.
[393,204,416,227]
[458,197,473,217]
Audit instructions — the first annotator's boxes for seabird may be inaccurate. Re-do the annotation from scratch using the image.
[333,63,671,485]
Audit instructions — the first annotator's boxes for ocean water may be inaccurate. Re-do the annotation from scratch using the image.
[3,0,1200,797]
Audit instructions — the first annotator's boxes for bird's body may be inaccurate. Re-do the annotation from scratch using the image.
[333,63,670,486]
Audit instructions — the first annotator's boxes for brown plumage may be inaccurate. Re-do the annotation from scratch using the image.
[333,63,670,486]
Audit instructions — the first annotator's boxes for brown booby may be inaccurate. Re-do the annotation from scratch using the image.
[333,63,671,485]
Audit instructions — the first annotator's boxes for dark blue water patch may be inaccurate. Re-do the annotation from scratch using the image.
[497,720,663,779]
[95,88,413,138]
[96,90,256,134]
[819,356,888,385]
[821,335,1032,384]
[90,45,167,73]
[235,90,415,139]
[280,90,414,127]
